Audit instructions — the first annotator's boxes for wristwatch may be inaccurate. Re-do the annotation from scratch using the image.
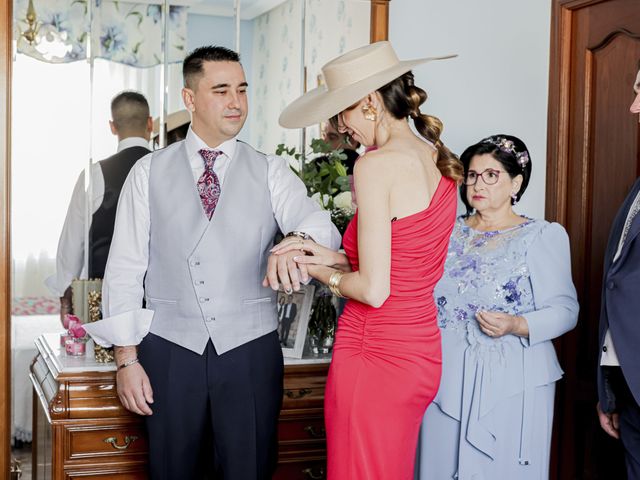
[285,231,313,241]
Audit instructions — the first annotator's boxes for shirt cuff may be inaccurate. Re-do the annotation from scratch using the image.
[83,308,154,347]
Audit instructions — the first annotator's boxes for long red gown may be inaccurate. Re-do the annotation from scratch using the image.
[324,176,457,480]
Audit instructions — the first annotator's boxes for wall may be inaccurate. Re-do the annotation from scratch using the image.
[187,13,254,142]
[248,0,371,153]
[248,0,304,153]
[390,0,552,219]
[304,0,371,140]
[187,14,254,71]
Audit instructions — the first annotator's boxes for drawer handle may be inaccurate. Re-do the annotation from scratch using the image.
[285,388,312,399]
[103,435,138,450]
[304,425,326,438]
[302,467,325,479]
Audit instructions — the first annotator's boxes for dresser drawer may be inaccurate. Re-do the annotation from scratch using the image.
[274,459,327,480]
[279,416,326,443]
[64,423,148,461]
[63,464,147,479]
[282,385,326,410]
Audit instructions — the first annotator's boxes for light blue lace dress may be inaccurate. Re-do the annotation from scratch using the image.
[415,217,578,480]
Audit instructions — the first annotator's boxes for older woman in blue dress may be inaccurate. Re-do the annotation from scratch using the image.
[415,134,579,479]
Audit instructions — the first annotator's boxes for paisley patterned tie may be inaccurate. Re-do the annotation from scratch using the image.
[197,149,222,220]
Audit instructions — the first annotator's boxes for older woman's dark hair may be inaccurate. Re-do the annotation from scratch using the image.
[459,134,532,215]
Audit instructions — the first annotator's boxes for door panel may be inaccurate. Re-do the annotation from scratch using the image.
[547,1,640,479]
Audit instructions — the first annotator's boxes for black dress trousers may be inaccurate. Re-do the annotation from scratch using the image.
[138,331,284,480]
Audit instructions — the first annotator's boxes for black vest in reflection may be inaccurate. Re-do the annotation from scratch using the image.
[88,146,150,279]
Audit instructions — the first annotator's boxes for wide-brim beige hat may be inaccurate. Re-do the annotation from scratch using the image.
[279,41,456,128]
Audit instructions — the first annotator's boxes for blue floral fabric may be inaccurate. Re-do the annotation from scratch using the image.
[435,217,539,355]
[15,0,187,66]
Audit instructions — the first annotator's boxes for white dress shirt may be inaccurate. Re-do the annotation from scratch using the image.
[601,189,640,366]
[84,128,341,347]
[45,137,150,297]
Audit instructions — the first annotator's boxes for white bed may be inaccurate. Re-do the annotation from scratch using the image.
[11,314,64,443]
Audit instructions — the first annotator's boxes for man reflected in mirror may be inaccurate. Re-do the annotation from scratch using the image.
[46,91,152,324]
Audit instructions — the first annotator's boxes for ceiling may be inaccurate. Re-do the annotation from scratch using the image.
[182,0,287,19]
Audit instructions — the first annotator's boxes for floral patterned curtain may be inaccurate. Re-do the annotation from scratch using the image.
[14,0,188,67]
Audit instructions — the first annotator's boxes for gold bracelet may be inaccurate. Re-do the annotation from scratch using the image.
[328,271,345,298]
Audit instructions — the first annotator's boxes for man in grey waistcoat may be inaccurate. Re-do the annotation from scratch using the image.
[596,68,640,480]
[84,46,340,479]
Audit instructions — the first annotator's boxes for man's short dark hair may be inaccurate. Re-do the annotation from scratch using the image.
[110,91,150,133]
[183,46,241,89]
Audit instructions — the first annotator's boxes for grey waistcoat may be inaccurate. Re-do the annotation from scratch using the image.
[146,140,279,355]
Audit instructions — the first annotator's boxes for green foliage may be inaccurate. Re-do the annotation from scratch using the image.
[276,139,351,211]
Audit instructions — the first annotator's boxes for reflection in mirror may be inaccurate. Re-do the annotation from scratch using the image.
[303,0,370,141]
[247,0,370,153]
[246,0,304,153]
[11,0,187,470]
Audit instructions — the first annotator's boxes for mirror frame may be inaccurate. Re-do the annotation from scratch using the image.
[0,0,389,472]
[1,0,12,473]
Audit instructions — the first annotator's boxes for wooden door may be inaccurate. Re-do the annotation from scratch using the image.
[547,1,640,478]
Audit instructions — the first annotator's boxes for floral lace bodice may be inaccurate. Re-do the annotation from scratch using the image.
[434,217,544,353]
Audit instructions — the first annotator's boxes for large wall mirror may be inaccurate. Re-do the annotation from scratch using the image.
[0,0,389,475]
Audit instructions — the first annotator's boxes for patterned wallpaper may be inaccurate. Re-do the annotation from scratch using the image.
[249,0,303,153]
[304,0,370,140]
[249,0,371,154]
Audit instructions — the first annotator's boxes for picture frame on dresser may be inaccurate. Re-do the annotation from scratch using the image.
[277,284,315,359]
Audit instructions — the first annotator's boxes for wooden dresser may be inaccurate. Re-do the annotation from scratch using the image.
[30,334,330,480]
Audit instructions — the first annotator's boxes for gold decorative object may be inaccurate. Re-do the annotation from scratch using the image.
[71,279,102,324]
[20,0,40,45]
[87,289,115,363]
[88,290,101,323]
[69,279,114,363]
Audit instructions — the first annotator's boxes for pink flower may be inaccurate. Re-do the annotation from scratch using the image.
[63,314,80,329]
[68,321,87,339]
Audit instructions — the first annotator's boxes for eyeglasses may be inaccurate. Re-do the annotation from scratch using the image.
[463,168,506,186]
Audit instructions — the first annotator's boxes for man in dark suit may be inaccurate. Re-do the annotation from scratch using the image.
[47,91,152,320]
[597,68,640,480]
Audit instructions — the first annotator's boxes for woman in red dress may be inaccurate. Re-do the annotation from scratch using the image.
[273,41,462,479]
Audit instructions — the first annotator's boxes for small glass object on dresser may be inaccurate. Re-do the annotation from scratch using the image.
[59,331,73,347]
[64,315,88,355]
[65,337,86,356]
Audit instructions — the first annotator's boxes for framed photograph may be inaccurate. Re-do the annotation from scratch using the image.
[277,284,315,358]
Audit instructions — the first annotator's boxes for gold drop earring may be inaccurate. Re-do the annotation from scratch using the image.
[362,103,377,121]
